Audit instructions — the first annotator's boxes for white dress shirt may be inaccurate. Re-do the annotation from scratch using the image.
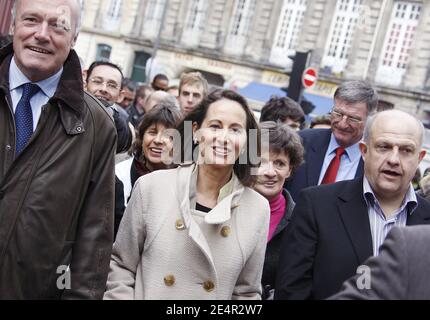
[9,57,63,131]
[318,133,362,185]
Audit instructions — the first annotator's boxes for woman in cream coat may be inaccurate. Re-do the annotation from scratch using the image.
[104,89,270,300]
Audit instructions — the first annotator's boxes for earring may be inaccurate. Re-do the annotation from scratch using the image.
[193,137,198,144]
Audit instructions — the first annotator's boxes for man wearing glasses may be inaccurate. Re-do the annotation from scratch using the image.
[85,61,132,154]
[85,61,124,105]
[285,80,378,201]
[276,110,430,300]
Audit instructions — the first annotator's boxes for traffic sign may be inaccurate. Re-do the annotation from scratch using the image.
[302,67,318,88]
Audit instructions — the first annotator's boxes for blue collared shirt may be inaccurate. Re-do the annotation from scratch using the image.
[363,176,417,256]
[9,57,63,131]
[318,133,362,184]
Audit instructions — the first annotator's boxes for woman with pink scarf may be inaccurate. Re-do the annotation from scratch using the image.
[254,121,304,300]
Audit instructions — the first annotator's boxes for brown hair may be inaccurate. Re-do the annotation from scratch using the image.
[259,121,304,171]
[176,89,260,187]
[132,104,182,161]
[260,96,305,124]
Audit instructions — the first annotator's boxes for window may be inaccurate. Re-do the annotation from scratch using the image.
[185,0,207,31]
[229,0,256,37]
[375,1,421,86]
[143,0,167,39]
[225,0,256,55]
[131,51,151,83]
[103,0,122,31]
[106,0,122,20]
[95,44,112,62]
[181,0,208,47]
[321,0,363,73]
[270,0,308,67]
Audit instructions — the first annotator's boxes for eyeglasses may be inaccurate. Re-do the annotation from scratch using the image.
[88,78,120,90]
[330,109,363,125]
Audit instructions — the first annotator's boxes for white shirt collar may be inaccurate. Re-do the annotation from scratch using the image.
[9,56,63,99]
[363,175,418,215]
[327,133,361,162]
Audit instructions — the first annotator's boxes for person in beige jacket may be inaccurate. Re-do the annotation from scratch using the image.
[104,89,270,300]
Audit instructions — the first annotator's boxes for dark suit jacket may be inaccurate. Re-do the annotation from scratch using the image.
[274,177,430,300]
[285,128,364,201]
[330,225,430,300]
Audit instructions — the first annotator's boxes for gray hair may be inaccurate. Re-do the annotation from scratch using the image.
[146,91,179,109]
[334,80,378,114]
[363,110,426,149]
[12,0,82,36]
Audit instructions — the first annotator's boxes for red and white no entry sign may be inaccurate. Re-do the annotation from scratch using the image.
[302,68,318,88]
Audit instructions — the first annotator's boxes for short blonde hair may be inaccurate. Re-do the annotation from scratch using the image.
[179,72,209,97]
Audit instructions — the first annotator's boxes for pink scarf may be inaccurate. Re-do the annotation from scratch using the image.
[268,192,286,241]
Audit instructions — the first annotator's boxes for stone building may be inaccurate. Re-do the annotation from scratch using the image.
[75,0,430,113]
[73,0,430,168]
[2,0,429,166]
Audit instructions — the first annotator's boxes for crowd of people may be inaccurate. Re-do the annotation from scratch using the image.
[2,0,430,300]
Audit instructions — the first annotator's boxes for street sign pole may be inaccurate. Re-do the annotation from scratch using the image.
[287,50,312,103]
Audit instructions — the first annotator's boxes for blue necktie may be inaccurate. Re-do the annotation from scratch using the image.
[15,83,40,156]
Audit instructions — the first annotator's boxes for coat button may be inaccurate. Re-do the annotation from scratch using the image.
[5,145,12,152]
[203,281,215,292]
[220,226,231,237]
[164,275,175,286]
[76,126,82,132]
[175,219,185,230]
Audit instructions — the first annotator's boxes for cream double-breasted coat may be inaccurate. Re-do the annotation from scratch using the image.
[104,163,270,300]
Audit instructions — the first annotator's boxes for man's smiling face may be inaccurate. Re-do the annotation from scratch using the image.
[12,0,79,82]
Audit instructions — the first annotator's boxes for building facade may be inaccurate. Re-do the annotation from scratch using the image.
[74,0,430,169]
[75,0,430,111]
